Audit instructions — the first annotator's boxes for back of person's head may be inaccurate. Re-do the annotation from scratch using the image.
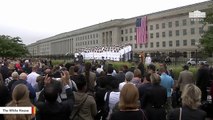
[134,69,141,78]
[9,84,31,106]
[181,84,201,109]
[44,84,58,103]
[183,64,189,70]
[74,65,79,73]
[12,71,19,80]
[119,83,139,110]
[150,73,161,85]
[19,73,28,80]
[159,66,166,73]
[75,74,86,91]
[107,65,114,74]
[85,62,91,71]
[144,73,151,82]
[147,64,156,72]
[125,71,134,82]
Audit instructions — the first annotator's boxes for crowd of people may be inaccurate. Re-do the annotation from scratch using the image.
[75,44,132,61]
[0,58,212,120]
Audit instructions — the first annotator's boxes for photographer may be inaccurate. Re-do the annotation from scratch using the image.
[36,70,75,120]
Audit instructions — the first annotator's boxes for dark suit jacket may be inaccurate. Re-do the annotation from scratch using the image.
[36,87,74,120]
[142,84,167,120]
[168,106,206,120]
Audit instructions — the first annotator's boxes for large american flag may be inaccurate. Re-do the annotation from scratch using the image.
[136,16,147,44]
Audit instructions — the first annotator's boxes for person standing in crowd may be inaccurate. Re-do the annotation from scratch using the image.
[145,53,152,65]
[115,66,125,84]
[27,65,40,90]
[119,71,134,91]
[0,61,10,82]
[36,71,74,120]
[70,74,97,120]
[177,65,194,93]
[110,83,146,120]
[159,66,174,113]
[11,72,36,103]
[4,84,35,120]
[168,84,206,120]
[147,64,156,74]
[137,62,145,78]
[7,71,19,93]
[196,62,210,102]
[131,68,142,88]
[142,73,167,120]
[138,73,152,108]
[0,73,10,120]
[82,62,96,95]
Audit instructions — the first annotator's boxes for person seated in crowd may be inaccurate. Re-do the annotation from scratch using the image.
[70,74,97,120]
[168,84,206,120]
[36,71,74,120]
[110,83,146,120]
[4,84,35,120]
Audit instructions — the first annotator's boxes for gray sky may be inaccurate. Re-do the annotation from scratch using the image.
[0,0,207,45]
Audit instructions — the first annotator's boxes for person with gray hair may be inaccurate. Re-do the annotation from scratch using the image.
[7,71,19,92]
[119,71,134,91]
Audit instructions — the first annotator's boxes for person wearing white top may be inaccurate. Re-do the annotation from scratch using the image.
[145,53,152,65]
[27,66,40,90]
[119,71,134,91]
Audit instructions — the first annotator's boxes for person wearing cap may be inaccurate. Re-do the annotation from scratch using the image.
[177,65,194,92]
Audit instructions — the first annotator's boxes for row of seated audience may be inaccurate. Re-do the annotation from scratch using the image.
[0,59,212,120]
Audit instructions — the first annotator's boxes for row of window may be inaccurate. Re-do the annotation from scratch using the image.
[76,33,99,41]
[134,39,196,49]
[76,40,99,46]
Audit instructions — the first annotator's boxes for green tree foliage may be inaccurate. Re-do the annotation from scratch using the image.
[0,35,29,58]
[200,4,213,55]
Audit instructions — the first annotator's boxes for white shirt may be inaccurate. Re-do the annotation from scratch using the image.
[119,82,134,91]
[27,72,40,89]
[145,56,152,65]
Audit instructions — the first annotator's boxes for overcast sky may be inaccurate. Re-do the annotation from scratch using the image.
[0,0,208,45]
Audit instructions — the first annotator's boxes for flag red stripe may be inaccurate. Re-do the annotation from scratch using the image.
[136,16,147,44]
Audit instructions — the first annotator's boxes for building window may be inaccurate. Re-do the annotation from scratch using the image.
[90,41,92,44]
[140,44,142,48]
[191,28,195,34]
[145,44,148,48]
[175,21,179,27]
[135,44,137,49]
[96,40,98,44]
[130,28,133,33]
[162,41,166,47]
[176,30,179,36]
[176,40,180,47]
[183,40,187,46]
[169,31,172,37]
[162,32,166,37]
[199,27,204,34]
[156,42,159,47]
[121,37,124,42]
[169,41,173,47]
[93,34,95,38]
[96,34,98,38]
[125,29,128,34]
[130,36,133,41]
[150,25,153,30]
[150,33,154,38]
[150,42,153,48]
[90,35,92,39]
[182,19,187,26]
[162,23,165,29]
[125,36,128,41]
[135,28,137,32]
[156,33,159,38]
[93,40,95,44]
[135,35,136,40]
[156,24,159,29]
[191,39,195,46]
[190,20,195,25]
[121,30,124,34]
[183,29,187,36]
[168,22,172,28]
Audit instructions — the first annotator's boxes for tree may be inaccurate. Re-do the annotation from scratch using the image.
[0,35,29,58]
[200,4,213,55]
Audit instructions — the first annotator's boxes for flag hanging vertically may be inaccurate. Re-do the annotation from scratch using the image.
[136,16,147,44]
